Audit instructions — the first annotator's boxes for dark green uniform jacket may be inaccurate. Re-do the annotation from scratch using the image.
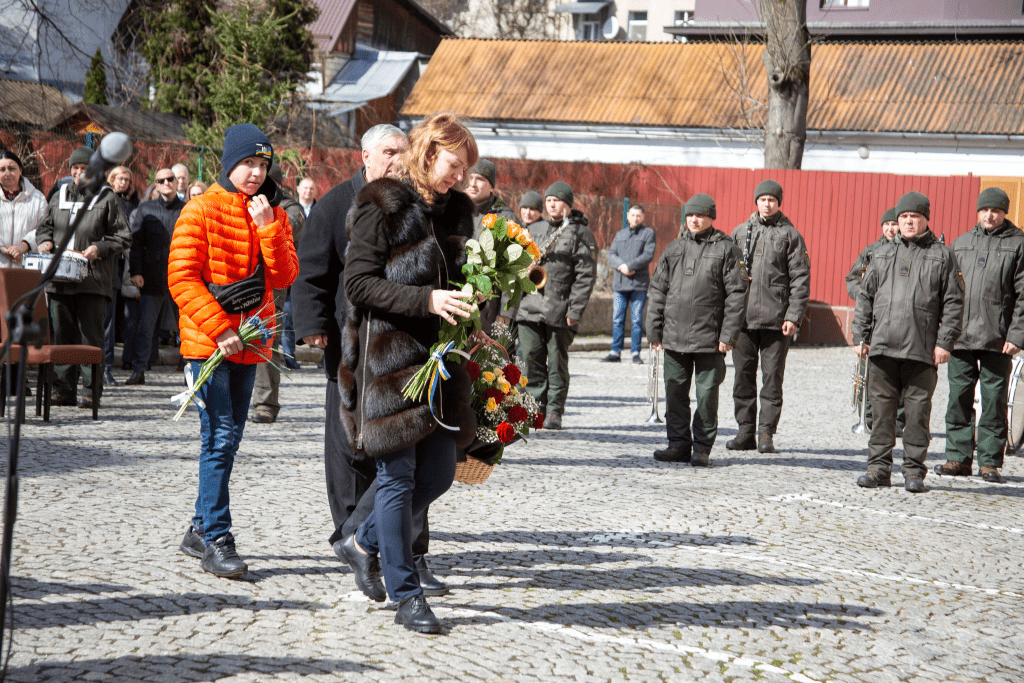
[730,211,810,330]
[646,227,748,353]
[852,229,964,365]
[516,209,597,329]
[36,182,131,298]
[845,235,890,301]
[951,220,1024,351]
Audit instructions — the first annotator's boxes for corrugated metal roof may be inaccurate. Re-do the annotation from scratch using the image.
[309,0,357,53]
[312,46,420,112]
[402,39,1024,135]
[0,78,73,127]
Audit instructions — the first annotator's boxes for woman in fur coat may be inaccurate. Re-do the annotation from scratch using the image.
[337,112,481,633]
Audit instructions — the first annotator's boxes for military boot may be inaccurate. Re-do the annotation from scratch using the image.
[933,460,972,477]
[653,444,691,462]
[690,446,711,468]
[726,434,757,450]
[979,466,1002,483]
[757,432,776,454]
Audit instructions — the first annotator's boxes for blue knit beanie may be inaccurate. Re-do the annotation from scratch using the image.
[221,124,273,174]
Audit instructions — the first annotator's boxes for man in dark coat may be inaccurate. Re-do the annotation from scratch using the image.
[647,194,748,466]
[938,188,1024,484]
[36,146,132,409]
[603,203,656,364]
[125,167,184,385]
[852,191,964,493]
[727,180,810,454]
[292,125,447,595]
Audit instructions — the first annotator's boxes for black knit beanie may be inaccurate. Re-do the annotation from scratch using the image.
[685,193,717,220]
[977,187,1010,213]
[519,190,542,211]
[755,179,783,204]
[545,181,574,208]
[221,123,273,175]
[895,191,930,220]
[69,146,92,167]
[469,159,496,188]
[881,207,898,225]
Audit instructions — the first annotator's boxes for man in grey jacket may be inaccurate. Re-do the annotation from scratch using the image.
[938,187,1024,484]
[647,194,748,466]
[728,180,810,454]
[603,204,656,364]
[853,191,964,493]
[516,181,597,430]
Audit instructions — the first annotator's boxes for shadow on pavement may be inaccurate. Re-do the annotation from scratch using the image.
[430,529,759,548]
[11,576,132,597]
[451,565,822,591]
[3,654,376,681]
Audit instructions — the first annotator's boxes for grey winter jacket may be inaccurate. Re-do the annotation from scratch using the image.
[852,230,964,366]
[730,211,810,330]
[845,235,891,301]
[646,227,748,354]
[607,223,656,291]
[951,220,1024,351]
[516,209,597,328]
[36,182,131,298]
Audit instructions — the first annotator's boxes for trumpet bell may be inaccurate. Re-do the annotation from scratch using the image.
[528,265,547,290]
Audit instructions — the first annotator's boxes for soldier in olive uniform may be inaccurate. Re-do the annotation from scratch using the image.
[938,187,1024,484]
[852,191,964,493]
[519,191,543,231]
[846,207,905,434]
[465,159,519,334]
[728,180,811,454]
[647,194,748,466]
[516,181,597,430]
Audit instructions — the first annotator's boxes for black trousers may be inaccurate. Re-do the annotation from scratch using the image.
[324,380,429,556]
[867,355,937,480]
[731,328,790,435]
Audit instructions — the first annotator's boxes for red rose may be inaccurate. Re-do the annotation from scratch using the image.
[496,421,516,444]
[467,362,481,382]
[507,405,528,423]
[485,388,505,404]
[533,414,544,430]
[502,363,522,385]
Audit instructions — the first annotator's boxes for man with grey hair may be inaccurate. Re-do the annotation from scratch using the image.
[292,124,448,595]
[171,163,190,202]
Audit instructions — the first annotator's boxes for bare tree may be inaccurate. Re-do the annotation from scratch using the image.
[487,0,561,40]
[759,0,810,169]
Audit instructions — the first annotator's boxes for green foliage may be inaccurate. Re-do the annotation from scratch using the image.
[83,49,109,105]
[138,0,215,121]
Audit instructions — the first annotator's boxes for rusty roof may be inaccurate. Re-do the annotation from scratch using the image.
[0,78,73,127]
[402,39,1024,135]
[309,0,357,53]
[50,103,188,142]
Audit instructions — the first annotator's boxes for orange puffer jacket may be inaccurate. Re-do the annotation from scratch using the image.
[169,183,298,362]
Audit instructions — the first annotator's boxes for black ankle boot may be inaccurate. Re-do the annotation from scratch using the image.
[338,534,386,602]
[414,555,449,596]
[395,594,441,633]
[200,533,248,577]
[726,434,757,450]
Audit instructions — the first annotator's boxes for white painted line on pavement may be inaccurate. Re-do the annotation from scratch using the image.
[440,606,827,683]
[774,492,1024,535]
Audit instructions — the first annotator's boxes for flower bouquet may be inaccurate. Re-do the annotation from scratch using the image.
[171,304,284,421]
[402,214,540,427]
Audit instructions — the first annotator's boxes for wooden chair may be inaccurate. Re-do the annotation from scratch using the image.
[0,268,102,421]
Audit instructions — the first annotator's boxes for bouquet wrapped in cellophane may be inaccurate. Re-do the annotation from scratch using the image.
[402,215,540,422]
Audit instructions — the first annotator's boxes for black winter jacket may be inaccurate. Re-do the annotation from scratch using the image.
[129,194,184,294]
[340,178,476,458]
[952,220,1024,351]
[730,211,810,329]
[845,235,891,302]
[516,209,597,328]
[852,230,964,365]
[646,227,748,353]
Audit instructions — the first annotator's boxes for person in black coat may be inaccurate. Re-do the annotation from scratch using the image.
[335,113,481,634]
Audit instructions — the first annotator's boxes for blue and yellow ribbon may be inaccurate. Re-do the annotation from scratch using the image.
[426,341,470,431]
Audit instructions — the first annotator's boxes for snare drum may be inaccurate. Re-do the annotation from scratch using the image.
[23,251,90,283]
[1006,356,1024,452]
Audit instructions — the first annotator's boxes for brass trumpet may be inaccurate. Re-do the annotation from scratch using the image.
[527,264,547,290]
[851,345,870,434]
[646,345,663,424]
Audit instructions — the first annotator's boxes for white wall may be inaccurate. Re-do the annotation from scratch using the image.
[467,124,1024,177]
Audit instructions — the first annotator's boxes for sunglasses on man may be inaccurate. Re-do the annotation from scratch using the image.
[155,177,175,184]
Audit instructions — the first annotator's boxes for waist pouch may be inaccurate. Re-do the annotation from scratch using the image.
[207,254,265,314]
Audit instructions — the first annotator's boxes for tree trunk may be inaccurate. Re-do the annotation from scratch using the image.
[760,0,810,169]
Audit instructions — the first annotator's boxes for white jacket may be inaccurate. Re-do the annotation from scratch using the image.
[0,177,46,267]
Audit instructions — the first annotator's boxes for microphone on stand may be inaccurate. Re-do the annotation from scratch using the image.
[77,132,134,199]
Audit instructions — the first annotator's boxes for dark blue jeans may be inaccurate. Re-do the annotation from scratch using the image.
[133,292,169,371]
[356,430,456,601]
[190,360,257,543]
[610,290,647,357]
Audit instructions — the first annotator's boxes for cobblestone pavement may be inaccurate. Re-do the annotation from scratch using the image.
[1,346,1022,682]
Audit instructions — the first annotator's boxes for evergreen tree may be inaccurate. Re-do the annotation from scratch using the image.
[138,0,216,121]
[83,48,109,105]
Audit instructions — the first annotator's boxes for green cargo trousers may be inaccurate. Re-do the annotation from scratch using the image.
[519,321,575,417]
[945,349,1011,468]
[866,355,937,480]
[252,289,286,417]
[664,350,726,451]
[49,292,108,398]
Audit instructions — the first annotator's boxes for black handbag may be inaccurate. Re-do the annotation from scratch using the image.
[206,253,266,314]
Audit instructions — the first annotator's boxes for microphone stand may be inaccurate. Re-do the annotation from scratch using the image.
[0,184,101,660]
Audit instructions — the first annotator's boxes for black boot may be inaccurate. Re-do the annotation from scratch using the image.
[757,432,776,454]
[394,594,441,634]
[338,534,386,602]
[856,471,891,488]
[544,413,562,430]
[904,476,927,493]
[179,524,206,559]
[125,371,145,386]
[414,555,449,596]
[690,447,711,467]
[653,444,691,462]
[103,368,117,386]
[200,532,248,577]
[726,434,756,450]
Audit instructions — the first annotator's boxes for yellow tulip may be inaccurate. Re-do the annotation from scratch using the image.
[486,397,498,411]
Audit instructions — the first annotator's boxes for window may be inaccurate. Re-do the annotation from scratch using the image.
[627,11,648,41]
[674,10,694,26]
[821,0,869,7]
[578,16,600,41]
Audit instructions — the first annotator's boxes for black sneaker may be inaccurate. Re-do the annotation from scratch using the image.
[200,533,248,577]
[180,525,206,559]
[395,595,441,634]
